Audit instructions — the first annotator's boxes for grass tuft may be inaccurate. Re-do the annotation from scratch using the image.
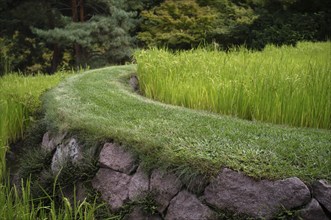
[0,70,105,219]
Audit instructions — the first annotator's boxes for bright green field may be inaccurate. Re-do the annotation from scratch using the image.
[135,42,331,129]
[43,65,331,182]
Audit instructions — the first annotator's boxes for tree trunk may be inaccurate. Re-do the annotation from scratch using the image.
[79,0,87,65]
[47,3,63,74]
[71,0,78,22]
[71,0,82,66]
[48,44,63,74]
[79,0,85,22]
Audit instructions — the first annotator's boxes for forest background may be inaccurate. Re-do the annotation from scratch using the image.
[0,0,330,75]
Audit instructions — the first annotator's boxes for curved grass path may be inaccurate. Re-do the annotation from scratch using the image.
[43,65,331,182]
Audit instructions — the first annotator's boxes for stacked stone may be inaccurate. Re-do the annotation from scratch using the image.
[43,133,331,220]
[92,143,216,219]
[92,143,331,220]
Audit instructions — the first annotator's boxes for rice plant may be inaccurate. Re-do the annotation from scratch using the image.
[0,175,103,219]
[135,41,331,129]
[0,71,105,220]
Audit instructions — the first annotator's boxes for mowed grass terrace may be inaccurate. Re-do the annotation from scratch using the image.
[43,60,331,182]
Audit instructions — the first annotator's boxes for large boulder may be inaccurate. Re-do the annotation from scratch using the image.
[165,190,215,220]
[150,169,183,213]
[312,180,331,213]
[298,199,329,220]
[129,75,139,92]
[99,143,137,174]
[129,166,150,200]
[204,168,311,219]
[92,168,131,211]
[51,138,82,173]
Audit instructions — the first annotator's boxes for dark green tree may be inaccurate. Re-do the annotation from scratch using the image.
[197,0,258,48]
[34,0,139,68]
[0,0,65,74]
[246,0,331,49]
[138,0,217,49]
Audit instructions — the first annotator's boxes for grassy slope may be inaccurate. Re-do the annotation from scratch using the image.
[43,65,331,182]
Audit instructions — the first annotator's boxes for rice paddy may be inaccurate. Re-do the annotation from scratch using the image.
[135,42,331,129]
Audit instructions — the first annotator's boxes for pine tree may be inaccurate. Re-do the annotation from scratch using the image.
[34,0,138,68]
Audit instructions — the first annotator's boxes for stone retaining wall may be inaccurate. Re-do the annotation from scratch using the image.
[42,132,331,219]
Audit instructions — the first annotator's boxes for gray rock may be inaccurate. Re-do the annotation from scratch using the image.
[312,180,331,213]
[92,168,131,211]
[165,190,216,220]
[124,206,162,220]
[204,168,311,219]
[42,131,67,152]
[67,138,82,162]
[51,138,82,173]
[99,143,137,174]
[51,143,66,173]
[150,169,183,213]
[298,199,329,220]
[129,75,139,91]
[129,166,150,200]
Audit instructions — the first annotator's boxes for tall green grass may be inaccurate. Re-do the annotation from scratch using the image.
[0,72,71,171]
[0,177,102,220]
[0,71,104,219]
[135,42,331,129]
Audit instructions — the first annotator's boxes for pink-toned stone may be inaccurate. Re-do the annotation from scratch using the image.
[204,168,311,219]
[165,190,216,220]
[99,143,137,174]
[150,169,182,213]
[92,168,131,211]
[312,180,331,213]
[129,166,149,200]
[298,199,329,220]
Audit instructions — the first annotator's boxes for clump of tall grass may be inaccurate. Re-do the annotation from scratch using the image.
[0,71,106,219]
[0,71,73,159]
[0,177,102,219]
[0,71,72,113]
[135,42,331,129]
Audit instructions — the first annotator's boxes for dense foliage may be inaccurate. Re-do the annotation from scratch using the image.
[1,0,330,74]
[138,0,217,49]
